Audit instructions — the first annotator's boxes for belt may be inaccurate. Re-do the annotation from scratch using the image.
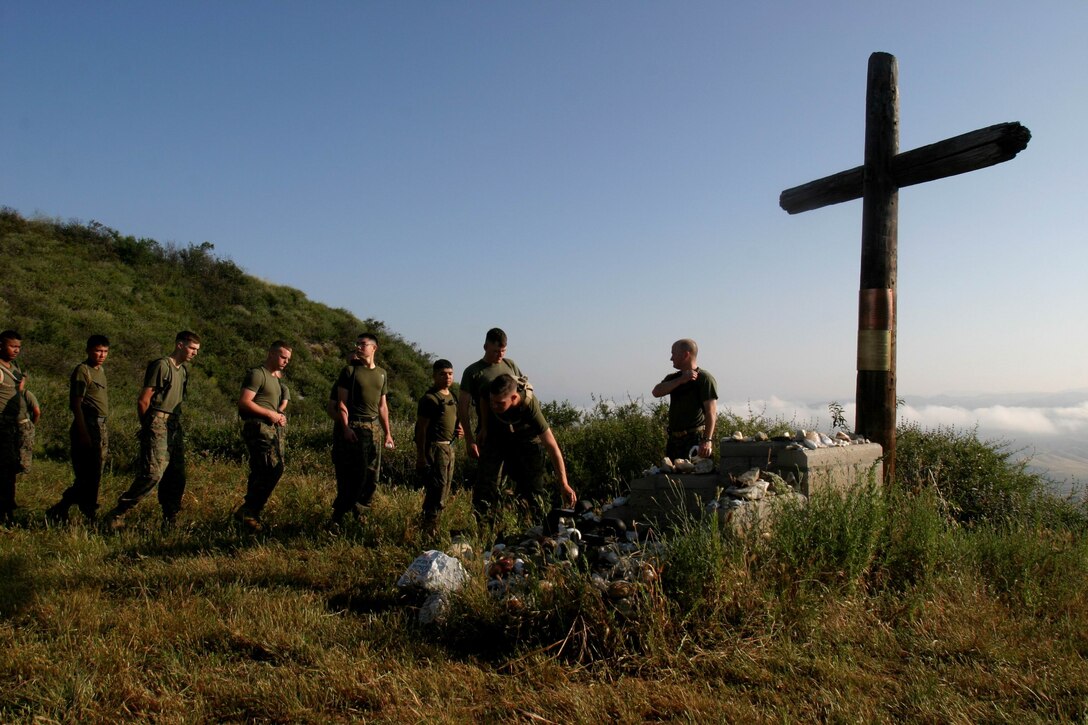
[669,426,704,438]
[349,418,377,427]
[431,440,451,445]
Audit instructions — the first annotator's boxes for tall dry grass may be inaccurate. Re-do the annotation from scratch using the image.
[2,419,1087,722]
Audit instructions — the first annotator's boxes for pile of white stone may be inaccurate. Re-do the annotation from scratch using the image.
[725,428,871,450]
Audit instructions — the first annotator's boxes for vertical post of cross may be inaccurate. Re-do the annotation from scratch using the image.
[857,52,899,484]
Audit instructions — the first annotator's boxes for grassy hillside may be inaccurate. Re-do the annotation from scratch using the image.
[0,208,433,456]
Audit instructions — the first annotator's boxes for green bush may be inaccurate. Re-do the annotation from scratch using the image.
[875,487,954,592]
[896,423,1044,526]
[753,482,886,595]
[965,523,1088,612]
[554,398,665,501]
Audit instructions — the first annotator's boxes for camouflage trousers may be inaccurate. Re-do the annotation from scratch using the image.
[238,419,286,517]
[55,416,109,518]
[113,413,186,519]
[420,441,455,523]
[474,437,549,522]
[331,420,381,519]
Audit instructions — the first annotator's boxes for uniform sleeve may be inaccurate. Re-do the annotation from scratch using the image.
[417,394,438,419]
[701,372,719,401]
[459,363,476,399]
[528,397,550,436]
[70,365,88,400]
[143,359,169,391]
[280,383,291,403]
[241,368,263,393]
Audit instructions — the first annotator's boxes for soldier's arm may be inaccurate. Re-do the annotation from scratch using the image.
[136,387,155,420]
[457,390,479,458]
[379,395,394,448]
[699,398,718,458]
[415,413,430,469]
[239,388,282,425]
[540,428,576,507]
[72,393,91,447]
[337,387,356,442]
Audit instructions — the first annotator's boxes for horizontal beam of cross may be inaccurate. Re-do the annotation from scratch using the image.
[779,122,1031,214]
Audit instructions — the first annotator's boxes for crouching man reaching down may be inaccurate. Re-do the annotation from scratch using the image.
[475,373,577,524]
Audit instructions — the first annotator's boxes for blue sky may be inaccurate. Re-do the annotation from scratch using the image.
[3,2,1087,420]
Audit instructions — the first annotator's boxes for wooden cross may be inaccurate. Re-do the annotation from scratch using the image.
[779,52,1030,485]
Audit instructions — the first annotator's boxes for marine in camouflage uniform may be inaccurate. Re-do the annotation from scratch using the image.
[331,333,394,525]
[0,330,27,524]
[476,373,577,523]
[233,342,292,530]
[48,336,111,524]
[652,338,719,462]
[415,359,460,536]
[104,331,201,530]
[457,327,523,462]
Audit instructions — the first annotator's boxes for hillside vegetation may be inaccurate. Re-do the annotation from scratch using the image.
[0,208,433,458]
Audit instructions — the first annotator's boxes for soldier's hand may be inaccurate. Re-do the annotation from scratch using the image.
[467,443,480,460]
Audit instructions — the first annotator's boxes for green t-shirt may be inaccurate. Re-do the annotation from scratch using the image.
[460,357,523,421]
[0,362,25,420]
[241,366,283,416]
[143,357,188,415]
[490,393,549,444]
[417,387,458,444]
[70,362,109,417]
[661,368,718,431]
[336,364,388,421]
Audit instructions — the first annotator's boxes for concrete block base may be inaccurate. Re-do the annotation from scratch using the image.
[718,440,883,496]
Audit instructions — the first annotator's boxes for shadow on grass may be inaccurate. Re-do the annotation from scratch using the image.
[0,552,35,619]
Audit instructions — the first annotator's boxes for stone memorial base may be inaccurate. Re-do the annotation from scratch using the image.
[718,440,883,496]
[612,440,883,533]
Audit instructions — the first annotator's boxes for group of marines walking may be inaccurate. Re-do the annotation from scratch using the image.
[0,326,718,536]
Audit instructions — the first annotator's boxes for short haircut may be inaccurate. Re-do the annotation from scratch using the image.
[433,359,453,372]
[269,339,292,352]
[674,338,698,356]
[87,334,110,349]
[489,373,518,398]
[0,330,22,344]
[176,330,201,344]
[485,328,507,346]
[358,332,378,346]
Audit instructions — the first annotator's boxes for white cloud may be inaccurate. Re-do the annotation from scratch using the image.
[718,398,1088,439]
[900,402,1088,438]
